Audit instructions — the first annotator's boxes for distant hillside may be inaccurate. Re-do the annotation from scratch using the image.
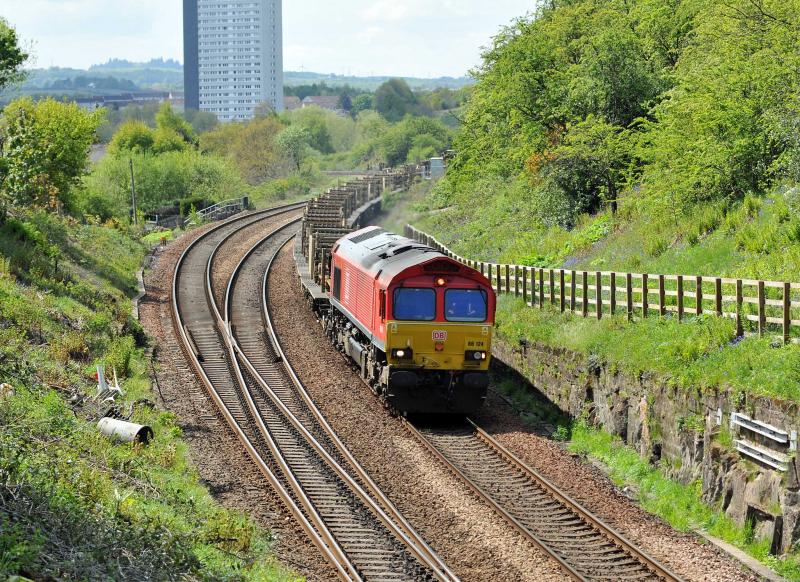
[90,58,182,71]
[1,60,472,99]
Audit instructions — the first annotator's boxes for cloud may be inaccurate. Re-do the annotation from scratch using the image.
[363,2,411,22]
[4,0,535,77]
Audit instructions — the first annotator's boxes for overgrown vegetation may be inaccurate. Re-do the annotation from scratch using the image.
[0,21,309,580]
[0,210,295,580]
[568,422,800,580]
[407,0,800,402]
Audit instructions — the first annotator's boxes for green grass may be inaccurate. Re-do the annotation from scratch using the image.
[569,422,800,580]
[0,211,296,580]
[495,295,800,402]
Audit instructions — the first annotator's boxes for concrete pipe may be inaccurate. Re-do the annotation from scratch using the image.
[97,417,154,445]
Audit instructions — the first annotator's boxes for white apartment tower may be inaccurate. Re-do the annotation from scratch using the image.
[184,0,284,121]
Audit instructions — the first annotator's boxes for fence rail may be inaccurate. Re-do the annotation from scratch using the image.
[405,225,800,343]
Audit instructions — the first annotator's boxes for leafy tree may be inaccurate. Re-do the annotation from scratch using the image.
[1,98,103,211]
[200,116,285,184]
[152,128,188,154]
[351,94,374,117]
[183,109,219,134]
[338,92,353,112]
[284,107,334,153]
[539,116,631,219]
[276,125,312,171]
[108,120,156,155]
[378,116,451,167]
[0,18,28,91]
[155,103,197,146]
[375,79,420,122]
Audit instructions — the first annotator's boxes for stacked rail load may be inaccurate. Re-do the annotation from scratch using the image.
[299,166,419,306]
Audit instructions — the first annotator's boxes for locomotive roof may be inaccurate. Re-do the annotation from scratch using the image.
[335,226,461,285]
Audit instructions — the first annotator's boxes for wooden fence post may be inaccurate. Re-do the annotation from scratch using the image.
[539,269,545,309]
[626,273,633,321]
[736,279,744,337]
[758,280,766,337]
[610,273,617,315]
[496,266,501,295]
[642,274,649,318]
[696,276,703,316]
[596,271,603,320]
[522,267,528,305]
[560,270,566,313]
[582,271,589,318]
[570,271,577,312]
[677,275,684,321]
[784,282,791,345]
[659,275,666,316]
[505,266,511,297]
[715,278,723,316]
[549,269,555,306]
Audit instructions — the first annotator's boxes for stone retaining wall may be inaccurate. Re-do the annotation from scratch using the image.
[492,336,800,554]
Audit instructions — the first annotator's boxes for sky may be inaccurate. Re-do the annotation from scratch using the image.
[3,0,536,78]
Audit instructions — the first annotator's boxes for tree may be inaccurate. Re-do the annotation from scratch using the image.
[155,103,197,146]
[276,125,312,171]
[0,18,28,91]
[200,116,285,184]
[152,128,188,154]
[1,98,103,211]
[109,120,156,155]
[183,109,219,134]
[540,116,631,218]
[351,94,374,117]
[375,79,420,122]
[285,107,334,153]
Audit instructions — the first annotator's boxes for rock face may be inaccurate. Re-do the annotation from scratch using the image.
[493,338,800,554]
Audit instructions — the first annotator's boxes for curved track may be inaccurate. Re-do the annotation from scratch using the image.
[172,205,454,581]
[405,419,683,582]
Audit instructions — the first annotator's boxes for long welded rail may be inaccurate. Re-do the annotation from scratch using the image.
[222,227,457,581]
[405,419,684,582]
[172,205,361,580]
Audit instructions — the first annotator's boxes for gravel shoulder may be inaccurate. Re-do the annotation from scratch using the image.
[269,241,568,582]
[139,222,335,581]
[472,391,758,582]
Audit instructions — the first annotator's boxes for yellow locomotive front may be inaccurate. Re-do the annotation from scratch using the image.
[381,275,496,414]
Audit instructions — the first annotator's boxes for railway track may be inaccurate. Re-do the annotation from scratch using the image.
[172,205,455,581]
[405,419,683,582]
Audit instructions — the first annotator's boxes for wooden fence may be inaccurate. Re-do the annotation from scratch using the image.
[405,226,800,344]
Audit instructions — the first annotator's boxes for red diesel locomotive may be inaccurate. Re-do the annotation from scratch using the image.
[322,226,496,414]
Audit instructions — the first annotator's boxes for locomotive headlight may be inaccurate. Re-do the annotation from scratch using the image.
[473,351,483,361]
[392,348,413,360]
[396,349,406,358]
[465,350,487,361]
[435,277,447,287]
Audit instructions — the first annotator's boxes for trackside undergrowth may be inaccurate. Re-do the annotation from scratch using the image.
[0,210,297,581]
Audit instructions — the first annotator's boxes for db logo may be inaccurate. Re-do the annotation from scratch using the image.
[432,330,448,342]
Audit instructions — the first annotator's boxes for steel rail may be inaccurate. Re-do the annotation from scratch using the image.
[257,233,457,580]
[207,218,362,581]
[467,420,683,582]
[403,419,684,582]
[223,223,457,580]
[171,204,356,581]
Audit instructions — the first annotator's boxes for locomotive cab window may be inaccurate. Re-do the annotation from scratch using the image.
[393,288,436,321]
[333,267,342,300]
[445,289,488,322]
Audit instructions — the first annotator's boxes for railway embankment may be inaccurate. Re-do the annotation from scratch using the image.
[491,333,800,556]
